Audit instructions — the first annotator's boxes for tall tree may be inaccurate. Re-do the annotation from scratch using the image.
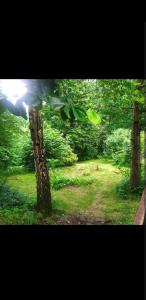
[130,100,141,189]
[0,80,56,214]
[29,107,52,213]
[0,79,99,213]
[144,80,146,184]
[20,80,56,213]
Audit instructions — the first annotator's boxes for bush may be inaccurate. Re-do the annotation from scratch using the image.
[21,125,78,170]
[6,166,28,176]
[116,176,145,199]
[0,146,11,169]
[0,185,28,208]
[0,208,45,225]
[116,177,130,199]
[51,172,95,190]
[104,129,131,166]
[47,159,62,168]
[66,124,103,161]
[44,126,78,166]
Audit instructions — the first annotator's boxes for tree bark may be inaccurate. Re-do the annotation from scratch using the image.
[29,107,52,213]
[144,131,146,184]
[144,80,146,185]
[130,101,141,189]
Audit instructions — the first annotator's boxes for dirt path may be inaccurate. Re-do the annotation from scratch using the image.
[7,160,127,225]
[54,197,112,225]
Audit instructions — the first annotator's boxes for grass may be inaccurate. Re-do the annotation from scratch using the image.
[2,159,140,225]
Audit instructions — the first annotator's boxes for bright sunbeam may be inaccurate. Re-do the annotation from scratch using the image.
[0,80,28,105]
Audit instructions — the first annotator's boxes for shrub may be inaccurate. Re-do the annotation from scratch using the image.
[66,124,102,161]
[0,146,11,169]
[21,140,35,170]
[0,185,28,208]
[21,125,78,170]
[44,126,78,166]
[6,166,28,176]
[116,177,130,199]
[116,176,145,199]
[0,208,45,225]
[104,129,131,166]
[50,172,95,190]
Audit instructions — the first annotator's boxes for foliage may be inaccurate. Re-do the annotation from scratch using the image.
[66,124,104,161]
[0,147,11,168]
[86,108,101,125]
[44,125,78,166]
[116,176,145,199]
[6,166,28,176]
[21,139,35,170]
[6,159,139,224]
[22,125,78,170]
[0,208,45,225]
[51,172,95,190]
[0,79,145,223]
[0,185,28,208]
[104,128,131,166]
[0,107,27,168]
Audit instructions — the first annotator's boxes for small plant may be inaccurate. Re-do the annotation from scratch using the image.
[116,176,145,199]
[0,208,44,225]
[6,166,27,176]
[0,185,28,208]
[50,173,95,190]
[116,177,130,199]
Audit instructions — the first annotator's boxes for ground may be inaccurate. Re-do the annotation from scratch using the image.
[2,159,140,225]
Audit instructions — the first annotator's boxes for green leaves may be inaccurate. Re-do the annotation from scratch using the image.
[49,95,87,122]
[49,95,101,125]
[71,106,86,121]
[86,109,101,125]
[137,96,145,104]
[74,109,86,121]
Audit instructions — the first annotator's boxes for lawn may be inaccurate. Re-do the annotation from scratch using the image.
[2,159,140,225]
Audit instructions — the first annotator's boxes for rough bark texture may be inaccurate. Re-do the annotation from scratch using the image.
[144,131,146,185]
[29,107,52,213]
[130,101,141,189]
[144,80,146,184]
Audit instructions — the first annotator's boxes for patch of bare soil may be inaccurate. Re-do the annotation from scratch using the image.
[54,194,112,225]
[55,213,111,225]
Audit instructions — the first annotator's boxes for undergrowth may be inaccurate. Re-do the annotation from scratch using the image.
[116,176,145,199]
[51,173,95,190]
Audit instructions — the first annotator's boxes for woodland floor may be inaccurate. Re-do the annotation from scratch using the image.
[4,159,140,225]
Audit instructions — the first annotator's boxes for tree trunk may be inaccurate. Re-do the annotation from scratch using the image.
[144,131,146,184]
[144,80,146,185]
[130,101,141,189]
[29,107,52,214]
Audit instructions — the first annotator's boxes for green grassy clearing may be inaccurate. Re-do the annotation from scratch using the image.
[1,159,140,225]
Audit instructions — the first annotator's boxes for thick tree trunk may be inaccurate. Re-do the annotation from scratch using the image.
[144,80,146,184]
[144,131,146,184]
[130,101,141,189]
[29,107,52,213]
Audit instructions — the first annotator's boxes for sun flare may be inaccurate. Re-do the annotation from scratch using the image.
[0,79,27,105]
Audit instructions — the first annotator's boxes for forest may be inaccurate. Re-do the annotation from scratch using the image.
[0,79,145,225]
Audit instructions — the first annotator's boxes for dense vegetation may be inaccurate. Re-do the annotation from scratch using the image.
[0,79,145,224]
